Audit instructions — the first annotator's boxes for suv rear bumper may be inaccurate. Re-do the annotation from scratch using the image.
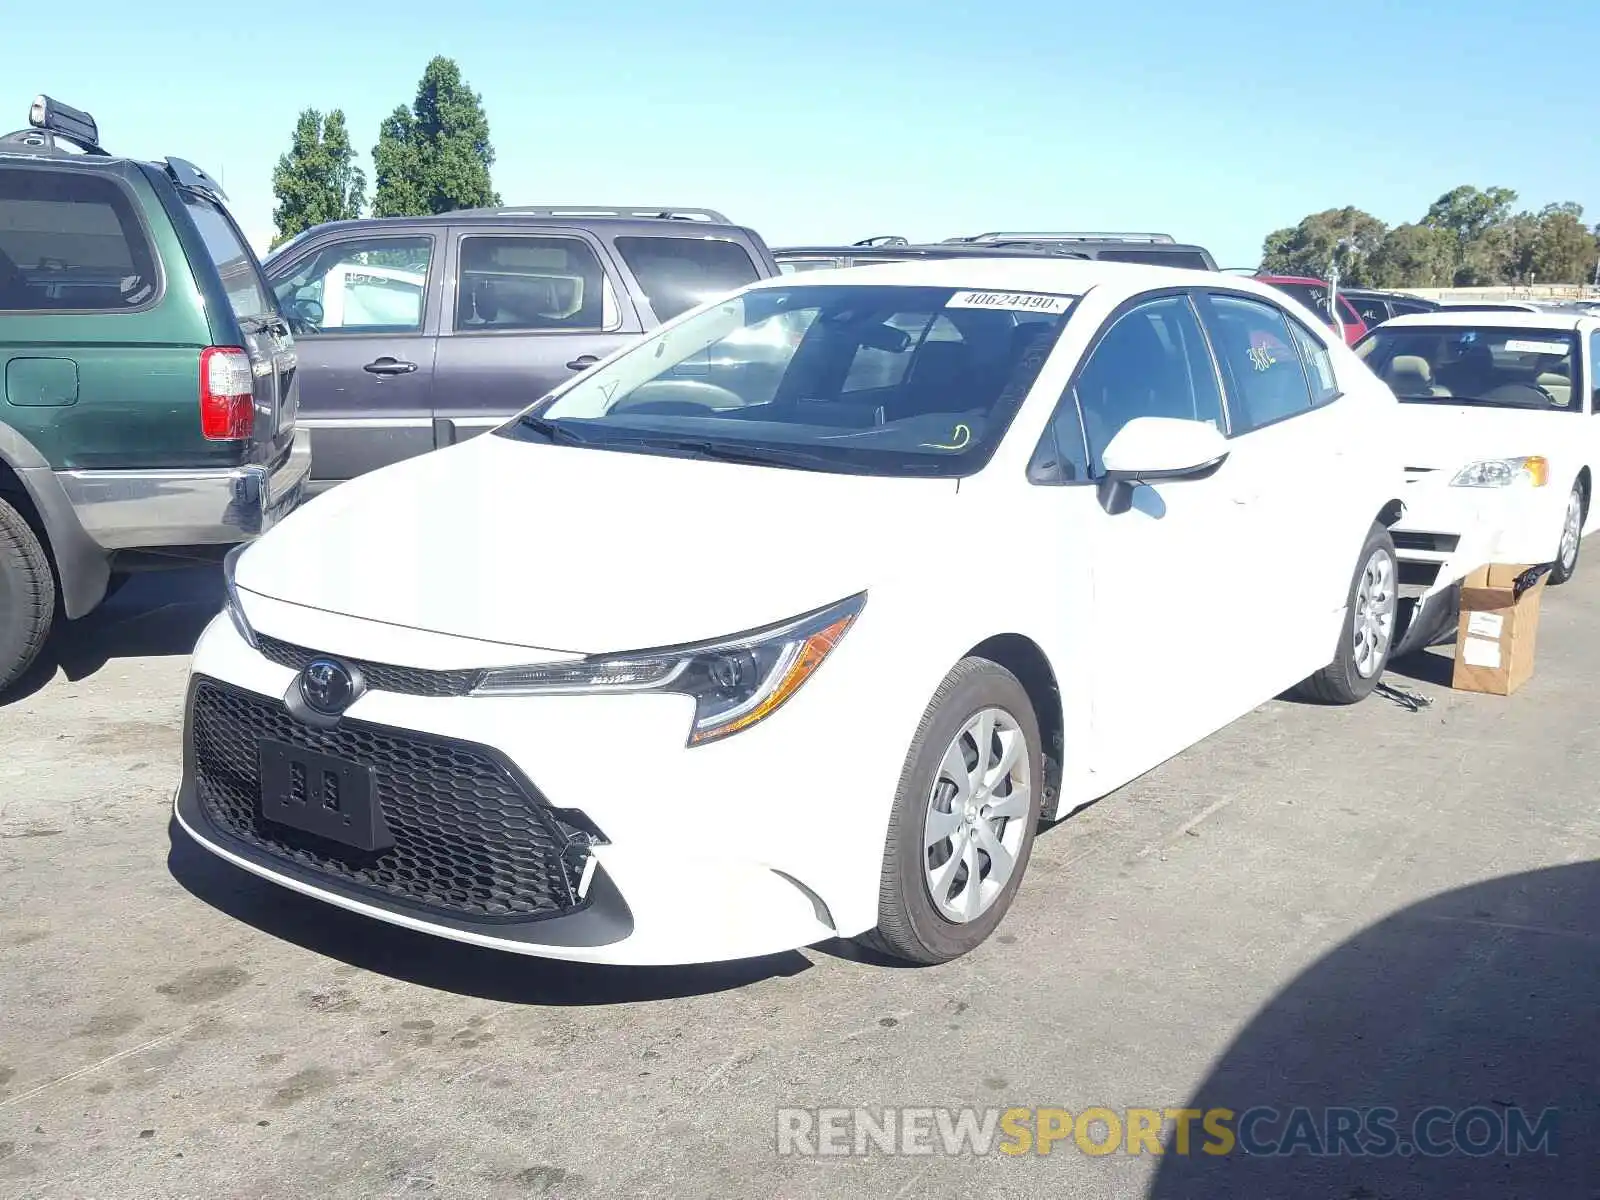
[57,428,312,550]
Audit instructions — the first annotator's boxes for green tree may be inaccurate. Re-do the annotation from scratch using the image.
[1259,207,1388,285]
[269,109,365,248]
[1526,203,1594,283]
[372,57,499,217]
[1420,185,1518,284]
[1365,223,1457,289]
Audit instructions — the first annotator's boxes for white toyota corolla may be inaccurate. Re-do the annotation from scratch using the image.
[177,260,1408,966]
[1358,310,1600,641]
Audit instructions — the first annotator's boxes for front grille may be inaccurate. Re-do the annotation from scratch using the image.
[190,679,589,921]
[256,634,481,698]
[1392,531,1460,553]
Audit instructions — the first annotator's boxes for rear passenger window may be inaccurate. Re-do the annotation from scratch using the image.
[456,235,616,333]
[1073,295,1225,473]
[1591,331,1600,414]
[1202,294,1315,432]
[614,236,760,323]
[181,194,272,321]
[0,169,158,311]
[1287,316,1340,405]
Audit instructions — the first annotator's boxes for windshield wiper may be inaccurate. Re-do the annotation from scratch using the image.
[630,437,840,472]
[516,414,590,444]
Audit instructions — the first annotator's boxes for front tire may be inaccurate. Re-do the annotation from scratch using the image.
[0,495,56,693]
[859,657,1044,965]
[1549,483,1584,585]
[1291,523,1398,705]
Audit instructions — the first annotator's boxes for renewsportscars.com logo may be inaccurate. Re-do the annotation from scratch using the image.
[775,1105,1560,1158]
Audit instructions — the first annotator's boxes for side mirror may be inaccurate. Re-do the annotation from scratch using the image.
[1098,417,1230,513]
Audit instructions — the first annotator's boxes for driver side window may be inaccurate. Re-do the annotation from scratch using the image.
[267,235,433,334]
[1073,294,1225,474]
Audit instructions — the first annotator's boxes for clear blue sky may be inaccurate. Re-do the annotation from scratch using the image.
[5,0,1596,265]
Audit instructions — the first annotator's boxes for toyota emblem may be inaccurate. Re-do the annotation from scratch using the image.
[299,658,358,716]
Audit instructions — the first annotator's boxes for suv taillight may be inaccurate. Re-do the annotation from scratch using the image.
[199,346,254,440]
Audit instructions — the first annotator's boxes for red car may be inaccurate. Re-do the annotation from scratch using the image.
[1255,274,1369,345]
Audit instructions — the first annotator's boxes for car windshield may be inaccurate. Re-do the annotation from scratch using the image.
[1357,326,1580,411]
[498,283,1077,477]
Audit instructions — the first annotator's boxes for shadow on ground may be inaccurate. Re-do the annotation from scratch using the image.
[2,567,222,705]
[1148,861,1598,1198]
[167,820,813,1005]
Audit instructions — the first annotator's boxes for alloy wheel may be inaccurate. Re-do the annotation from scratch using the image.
[1353,549,1397,679]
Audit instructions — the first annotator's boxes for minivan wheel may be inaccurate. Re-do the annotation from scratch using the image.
[0,495,56,693]
[1549,484,1584,585]
[859,656,1043,965]
[1291,523,1398,705]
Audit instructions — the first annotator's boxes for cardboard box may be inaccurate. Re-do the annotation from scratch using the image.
[1451,563,1550,695]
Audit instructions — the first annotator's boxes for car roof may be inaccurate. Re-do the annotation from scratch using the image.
[1255,273,1329,285]
[746,256,1276,301]
[1376,309,1598,332]
[281,212,750,239]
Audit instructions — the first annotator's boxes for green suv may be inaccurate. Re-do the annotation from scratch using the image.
[0,96,310,690]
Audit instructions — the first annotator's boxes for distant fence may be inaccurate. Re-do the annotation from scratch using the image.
[1402,284,1600,303]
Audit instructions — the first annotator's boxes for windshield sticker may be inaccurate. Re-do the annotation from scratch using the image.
[947,291,1073,314]
[920,423,972,451]
[1504,339,1569,355]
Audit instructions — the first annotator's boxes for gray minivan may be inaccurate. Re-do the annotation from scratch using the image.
[263,206,777,492]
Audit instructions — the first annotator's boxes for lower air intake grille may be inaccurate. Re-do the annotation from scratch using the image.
[190,679,587,921]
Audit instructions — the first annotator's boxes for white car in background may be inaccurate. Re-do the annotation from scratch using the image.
[176,260,1407,967]
[1358,311,1600,638]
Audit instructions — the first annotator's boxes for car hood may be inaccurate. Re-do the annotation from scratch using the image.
[1394,402,1576,470]
[236,433,961,653]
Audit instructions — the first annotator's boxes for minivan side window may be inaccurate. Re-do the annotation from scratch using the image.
[269,236,432,334]
[613,236,761,323]
[1073,294,1225,473]
[181,194,272,321]
[455,235,616,333]
[0,169,159,311]
[1201,294,1316,432]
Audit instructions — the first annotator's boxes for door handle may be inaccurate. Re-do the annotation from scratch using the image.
[566,355,599,371]
[363,357,417,376]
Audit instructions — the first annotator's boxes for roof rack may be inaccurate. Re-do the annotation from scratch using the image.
[852,235,910,247]
[462,205,731,223]
[952,231,1178,245]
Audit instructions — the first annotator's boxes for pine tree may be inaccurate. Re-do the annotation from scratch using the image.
[269,109,365,248]
[372,57,499,217]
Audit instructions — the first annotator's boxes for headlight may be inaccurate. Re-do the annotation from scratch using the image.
[1450,456,1549,488]
[223,542,259,649]
[472,593,865,746]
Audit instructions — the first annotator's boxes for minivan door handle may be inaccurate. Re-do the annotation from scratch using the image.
[566,355,599,371]
[364,357,417,376]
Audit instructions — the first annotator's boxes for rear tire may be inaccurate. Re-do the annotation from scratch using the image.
[0,495,56,693]
[1549,483,1584,586]
[1291,523,1398,705]
[858,657,1044,965]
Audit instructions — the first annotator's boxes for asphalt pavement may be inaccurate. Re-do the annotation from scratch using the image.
[1,566,1595,1198]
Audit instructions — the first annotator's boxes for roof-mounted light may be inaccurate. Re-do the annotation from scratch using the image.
[25,95,103,154]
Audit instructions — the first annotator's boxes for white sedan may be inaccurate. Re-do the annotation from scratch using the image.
[177,260,1408,966]
[1359,310,1600,639]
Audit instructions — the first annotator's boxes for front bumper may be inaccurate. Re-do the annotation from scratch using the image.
[1390,478,1564,652]
[172,596,904,965]
[58,427,312,550]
